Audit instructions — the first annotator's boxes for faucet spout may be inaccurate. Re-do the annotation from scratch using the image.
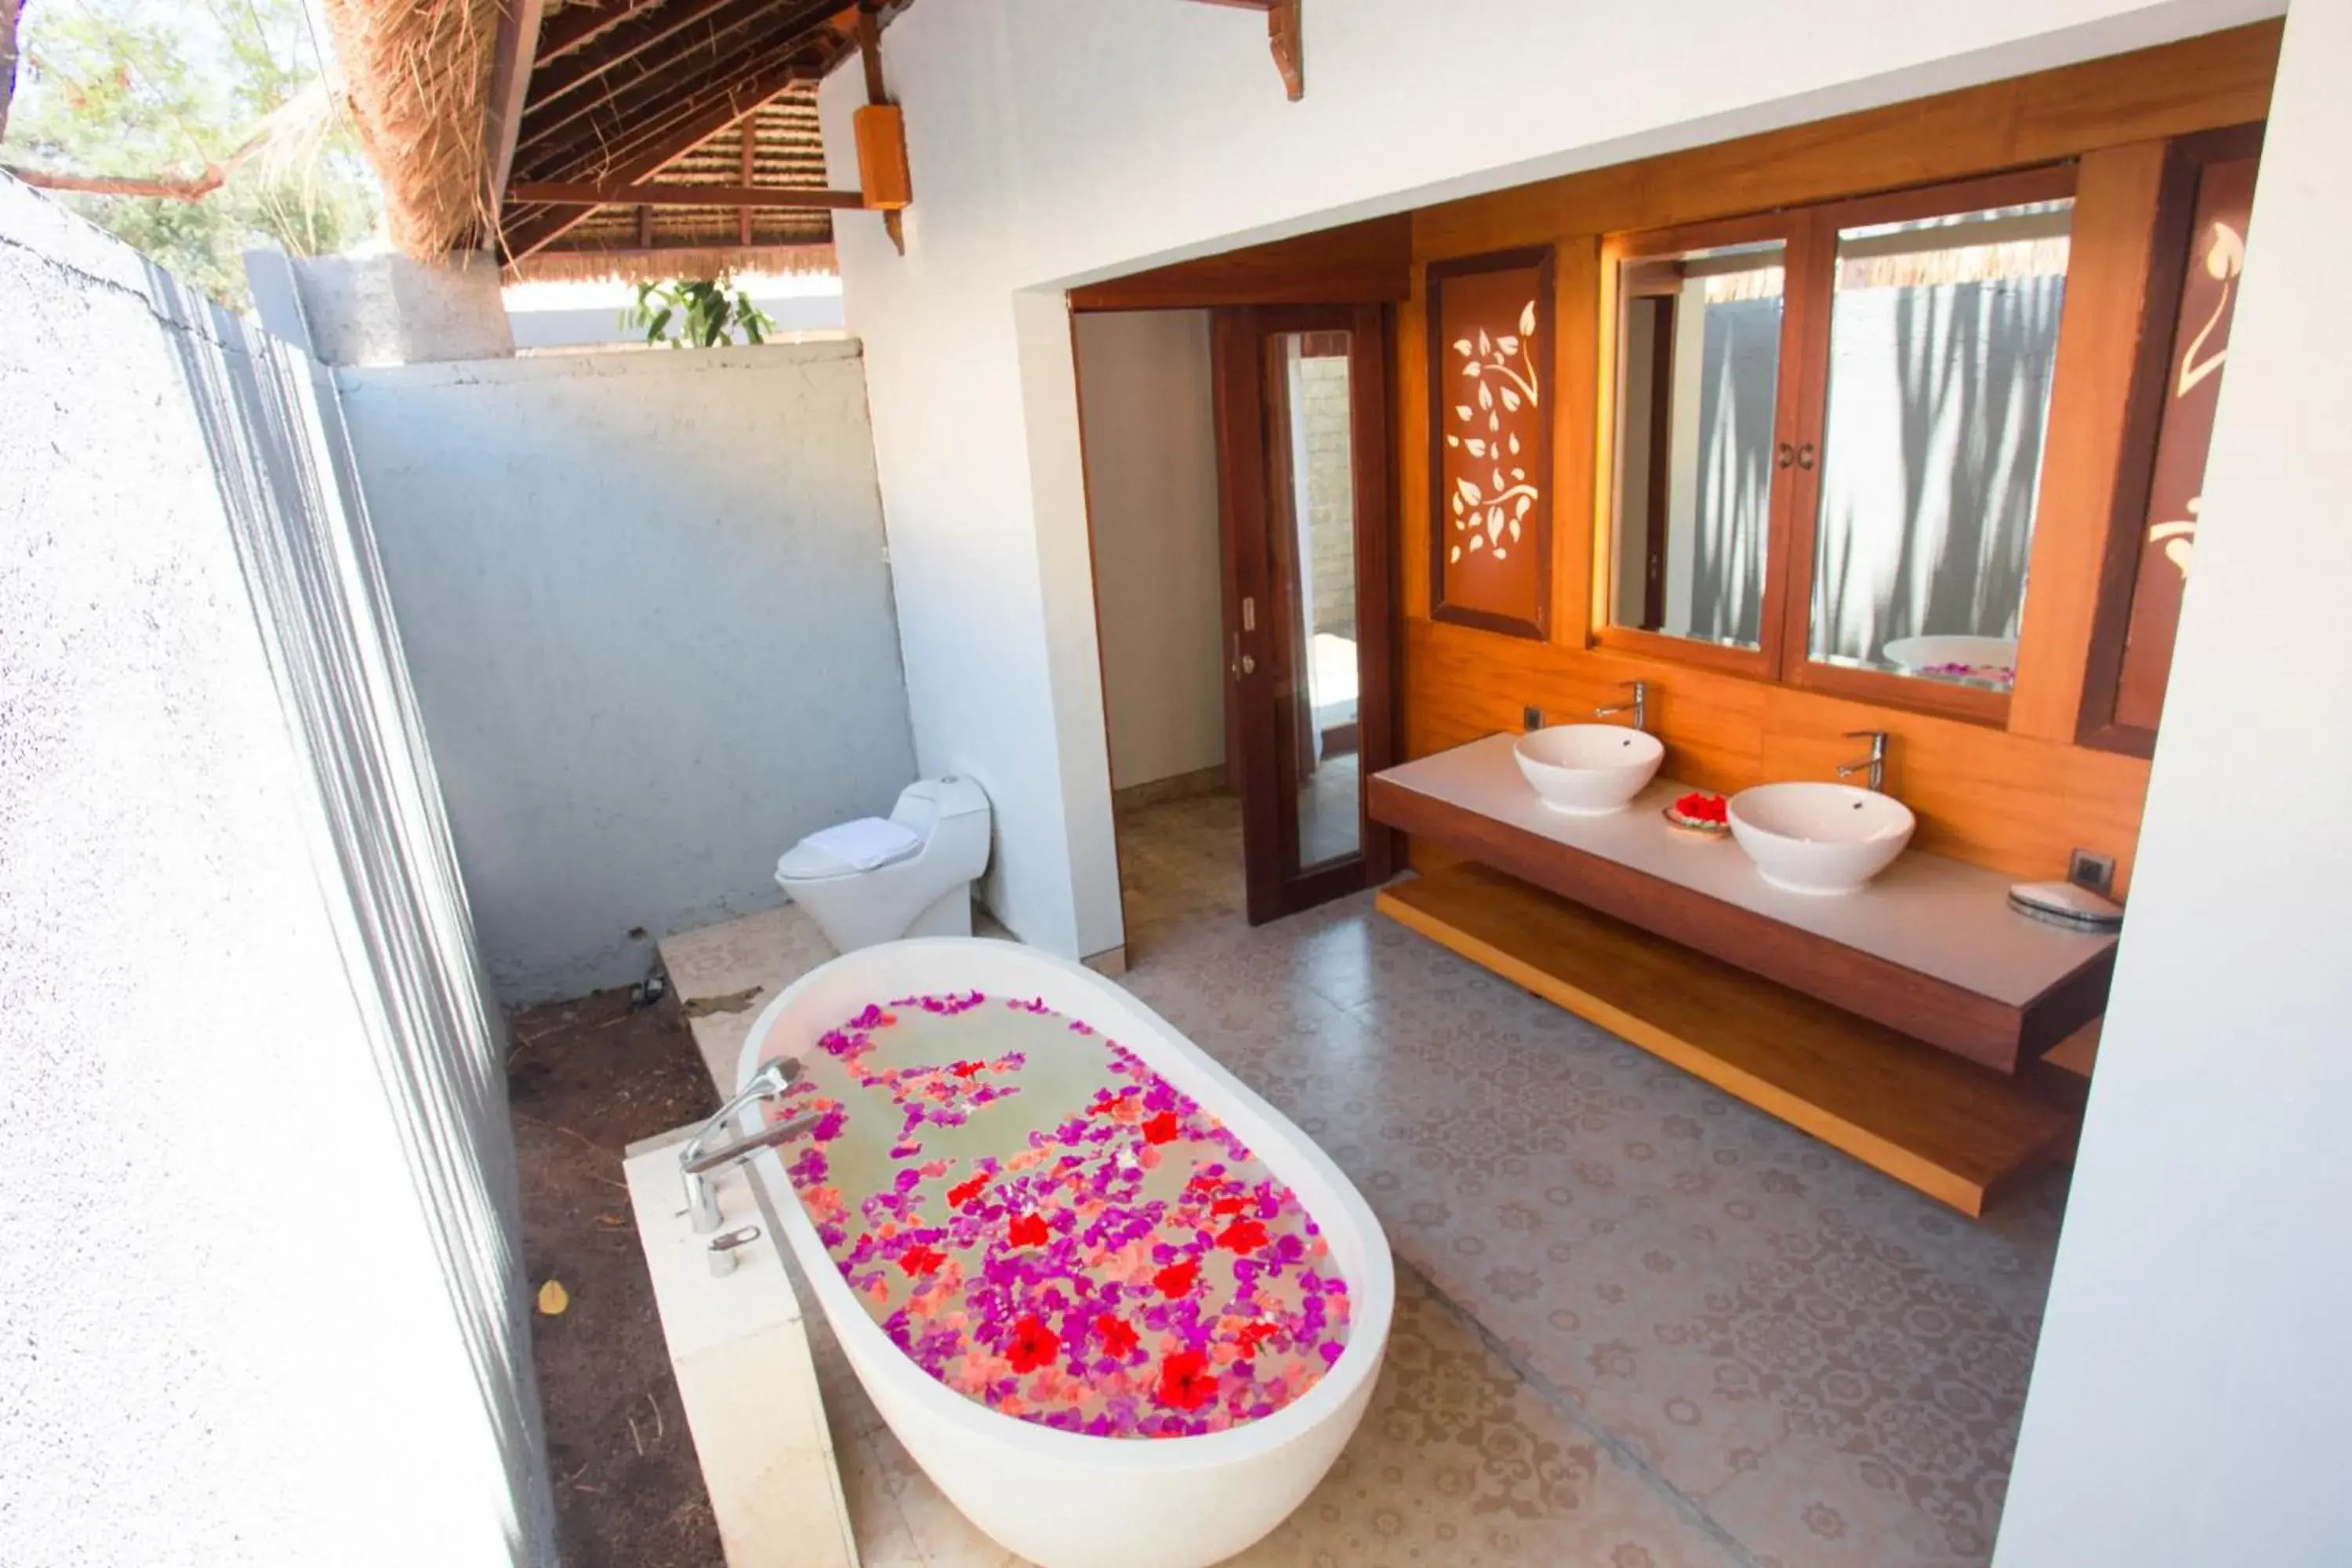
[1594,680,1649,732]
[1835,730,1890,793]
[680,1055,805,1233]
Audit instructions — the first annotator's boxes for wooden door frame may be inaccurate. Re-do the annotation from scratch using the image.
[1214,303,1399,924]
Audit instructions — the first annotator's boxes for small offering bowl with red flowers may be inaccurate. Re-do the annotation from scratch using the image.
[1664,790,1731,839]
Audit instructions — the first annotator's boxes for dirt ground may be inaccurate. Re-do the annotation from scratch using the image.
[508,984,723,1568]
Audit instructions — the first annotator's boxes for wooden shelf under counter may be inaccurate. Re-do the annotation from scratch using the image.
[1377,864,2078,1216]
[1367,735,2117,1075]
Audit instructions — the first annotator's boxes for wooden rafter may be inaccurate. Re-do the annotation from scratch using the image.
[533,0,662,64]
[510,179,865,208]
[528,0,753,111]
[503,48,817,260]
[521,0,788,153]
[517,0,838,177]
[484,0,548,204]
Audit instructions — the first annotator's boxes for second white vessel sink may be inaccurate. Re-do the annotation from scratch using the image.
[1728,781,1916,895]
[1513,724,1664,815]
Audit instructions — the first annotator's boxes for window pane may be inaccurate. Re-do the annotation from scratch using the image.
[1808,200,2072,691]
[1610,240,1784,651]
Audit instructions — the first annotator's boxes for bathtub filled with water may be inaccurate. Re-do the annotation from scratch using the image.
[735,938,1392,1568]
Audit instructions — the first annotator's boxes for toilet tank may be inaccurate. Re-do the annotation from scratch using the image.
[890,775,989,836]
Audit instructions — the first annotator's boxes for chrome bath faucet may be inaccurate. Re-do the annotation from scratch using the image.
[1594,680,1649,732]
[1836,730,1889,793]
[679,1055,815,1233]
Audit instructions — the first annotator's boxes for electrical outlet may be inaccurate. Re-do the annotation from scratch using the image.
[1523,706,1544,732]
[2067,849,2116,897]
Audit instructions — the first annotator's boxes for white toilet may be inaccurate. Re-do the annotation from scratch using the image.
[774,776,991,953]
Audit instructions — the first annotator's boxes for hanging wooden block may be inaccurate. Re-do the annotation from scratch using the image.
[855,103,911,210]
[1428,247,1556,640]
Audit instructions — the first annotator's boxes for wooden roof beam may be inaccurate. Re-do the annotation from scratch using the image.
[510,180,866,208]
[1182,0,1301,100]
[484,0,548,205]
[528,0,760,111]
[502,49,816,260]
[516,0,838,175]
[535,0,662,64]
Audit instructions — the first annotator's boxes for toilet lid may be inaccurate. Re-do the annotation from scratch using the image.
[777,817,923,880]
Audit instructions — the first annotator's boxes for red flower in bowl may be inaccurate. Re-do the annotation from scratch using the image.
[1671,791,1729,825]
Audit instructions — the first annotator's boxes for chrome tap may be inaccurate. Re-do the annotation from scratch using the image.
[1594,680,1648,732]
[680,1055,812,1233]
[1836,730,1889,793]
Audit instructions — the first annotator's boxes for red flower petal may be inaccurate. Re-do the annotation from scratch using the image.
[1008,1212,1050,1248]
[1096,1315,1139,1359]
[1153,1259,1198,1298]
[1216,1218,1269,1253]
[1142,1112,1180,1145]
[948,1175,989,1208]
[1155,1350,1217,1411]
[896,1245,945,1276]
[1209,1196,1247,1218]
[1007,1315,1059,1374]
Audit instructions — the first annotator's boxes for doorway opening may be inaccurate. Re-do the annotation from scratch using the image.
[1073,302,1396,960]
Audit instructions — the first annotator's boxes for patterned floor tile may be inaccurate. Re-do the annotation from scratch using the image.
[655,789,2068,1567]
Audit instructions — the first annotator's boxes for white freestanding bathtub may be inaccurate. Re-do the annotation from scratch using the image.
[731,938,1393,1568]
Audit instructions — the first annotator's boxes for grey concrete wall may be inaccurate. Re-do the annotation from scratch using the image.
[336,341,918,1003]
[286,248,517,367]
[0,178,550,1565]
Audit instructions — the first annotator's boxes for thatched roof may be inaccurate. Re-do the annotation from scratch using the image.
[321,0,502,258]
[323,0,900,281]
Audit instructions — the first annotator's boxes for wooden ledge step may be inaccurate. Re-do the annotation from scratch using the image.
[1376,864,2075,1216]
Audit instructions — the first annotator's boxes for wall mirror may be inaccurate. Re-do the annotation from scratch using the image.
[1803,197,2073,694]
[1608,237,1787,655]
[1602,166,2077,720]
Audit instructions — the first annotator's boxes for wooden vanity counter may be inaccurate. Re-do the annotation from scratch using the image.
[1369,733,2114,1073]
[1369,735,2114,1214]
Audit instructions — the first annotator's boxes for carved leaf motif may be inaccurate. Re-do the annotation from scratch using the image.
[1477,382,1494,412]
[1455,405,1473,422]
[1500,387,1521,412]
[1465,438,1486,457]
[1478,329,1492,355]
[1519,300,1537,336]
[1469,533,1484,552]
[1497,335,1519,354]
[1450,545,1462,563]
[1457,476,1483,504]
[1446,434,1461,448]
[1453,339,1473,355]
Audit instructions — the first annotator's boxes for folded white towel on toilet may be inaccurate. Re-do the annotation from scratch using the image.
[802,816,922,870]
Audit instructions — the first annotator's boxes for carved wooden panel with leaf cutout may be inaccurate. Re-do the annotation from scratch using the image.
[1428,248,1555,638]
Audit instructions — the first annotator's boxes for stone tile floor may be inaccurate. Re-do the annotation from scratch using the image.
[659,790,2070,1567]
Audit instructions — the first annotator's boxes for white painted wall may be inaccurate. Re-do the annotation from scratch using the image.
[1996,4,2352,1562]
[820,0,2279,960]
[335,341,918,1003]
[1073,310,1225,791]
[1,180,549,1565]
[504,273,848,353]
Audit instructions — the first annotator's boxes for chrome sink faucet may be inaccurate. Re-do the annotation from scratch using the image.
[1594,680,1649,732]
[1837,730,1889,793]
[680,1055,815,1233]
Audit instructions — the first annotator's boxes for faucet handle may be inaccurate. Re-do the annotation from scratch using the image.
[1841,728,1886,742]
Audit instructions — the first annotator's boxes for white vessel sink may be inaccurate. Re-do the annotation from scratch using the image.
[1728,782,1916,895]
[1512,724,1664,816]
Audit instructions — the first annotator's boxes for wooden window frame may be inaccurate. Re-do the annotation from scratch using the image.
[2075,122,2266,757]
[1593,165,2080,727]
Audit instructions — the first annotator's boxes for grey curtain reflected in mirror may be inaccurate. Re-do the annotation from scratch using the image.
[1613,244,1783,650]
[1811,203,2070,681]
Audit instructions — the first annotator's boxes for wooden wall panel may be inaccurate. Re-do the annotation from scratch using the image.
[1392,26,2267,906]
[1069,214,1411,311]
[1410,23,2280,262]
[1404,618,2153,892]
[1427,249,1555,637]
[2009,140,2172,740]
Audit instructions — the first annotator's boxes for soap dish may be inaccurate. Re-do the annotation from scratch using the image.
[1663,791,1730,840]
[2009,880,2124,933]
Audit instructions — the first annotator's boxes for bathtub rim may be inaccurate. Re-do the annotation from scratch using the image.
[734,935,1396,1475]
